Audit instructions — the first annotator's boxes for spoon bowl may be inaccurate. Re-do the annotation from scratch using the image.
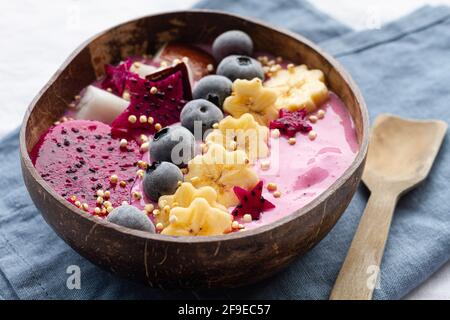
[363,114,447,193]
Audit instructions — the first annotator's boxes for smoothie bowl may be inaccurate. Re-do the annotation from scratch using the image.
[20,10,369,288]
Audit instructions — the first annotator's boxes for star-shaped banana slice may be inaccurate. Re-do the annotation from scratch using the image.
[156,182,228,226]
[161,198,233,236]
[223,78,279,126]
[185,143,258,207]
[205,113,269,161]
[264,64,329,113]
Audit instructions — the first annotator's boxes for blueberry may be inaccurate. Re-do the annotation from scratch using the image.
[217,55,264,82]
[181,99,223,136]
[193,75,232,108]
[212,30,253,62]
[107,204,155,232]
[150,126,195,166]
[143,161,183,201]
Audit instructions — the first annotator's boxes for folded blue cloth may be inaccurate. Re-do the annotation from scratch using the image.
[1,0,449,299]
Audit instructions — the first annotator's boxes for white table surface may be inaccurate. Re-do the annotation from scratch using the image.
[1,0,448,300]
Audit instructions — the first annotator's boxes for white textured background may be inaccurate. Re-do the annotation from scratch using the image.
[0,0,449,299]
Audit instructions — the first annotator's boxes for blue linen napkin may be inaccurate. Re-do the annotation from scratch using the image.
[0,0,449,299]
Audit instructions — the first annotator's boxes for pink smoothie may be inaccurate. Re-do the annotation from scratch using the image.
[130,92,358,231]
[246,92,358,230]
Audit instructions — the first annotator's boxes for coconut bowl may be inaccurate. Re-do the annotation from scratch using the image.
[20,10,369,289]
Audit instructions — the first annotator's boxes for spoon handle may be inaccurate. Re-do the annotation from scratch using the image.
[329,191,398,300]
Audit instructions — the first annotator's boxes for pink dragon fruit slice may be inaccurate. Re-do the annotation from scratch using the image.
[231,181,275,220]
[269,108,312,138]
[111,62,192,137]
[100,59,137,96]
[30,120,142,215]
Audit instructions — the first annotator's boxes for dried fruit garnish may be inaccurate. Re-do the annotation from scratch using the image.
[157,43,215,82]
[231,181,275,220]
[269,108,312,138]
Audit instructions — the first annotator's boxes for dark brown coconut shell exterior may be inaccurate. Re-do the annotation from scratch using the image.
[20,10,369,289]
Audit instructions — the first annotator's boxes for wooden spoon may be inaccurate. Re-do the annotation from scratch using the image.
[330,114,447,300]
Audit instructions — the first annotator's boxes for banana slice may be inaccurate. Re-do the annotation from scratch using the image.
[161,198,233,236]
[223,78,278,126]
[185,143,258,207]
[157,182,227,227]
[264,64,329,113]
[205,113,269,161]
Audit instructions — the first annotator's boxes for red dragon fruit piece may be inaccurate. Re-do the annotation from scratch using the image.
[111,62,192,138]
[30,120,142,215]
[100,59,137,96]
[269,108,312,138]
[231,181,275,220]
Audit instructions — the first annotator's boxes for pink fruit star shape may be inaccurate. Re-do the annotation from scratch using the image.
[231,181,275,220]
[269,108,312,138]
